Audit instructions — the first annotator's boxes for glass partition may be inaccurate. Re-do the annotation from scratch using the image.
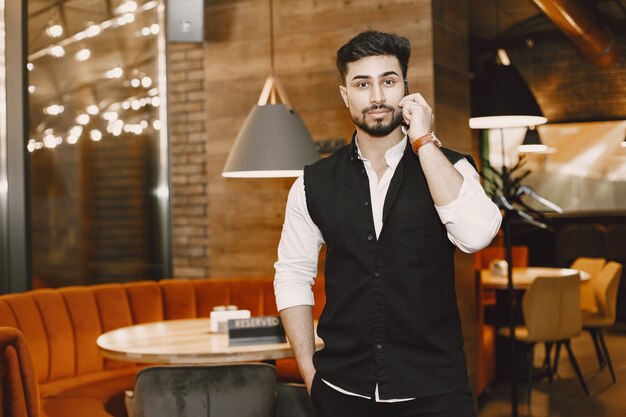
[27,0,170,287]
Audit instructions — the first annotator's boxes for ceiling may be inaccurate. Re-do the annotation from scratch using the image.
[25,0,625,182]
[469,0,626,46]
[26,0,160,145]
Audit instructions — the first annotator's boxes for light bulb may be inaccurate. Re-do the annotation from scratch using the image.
[46,24,63,38]
[85,24,101,38]
[49,46,65,58]
[75,48,91,61]
[76,114,90,125]
[90,129,103,141]
[105,67,124,79]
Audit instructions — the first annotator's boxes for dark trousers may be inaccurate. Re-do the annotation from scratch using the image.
[310,375,477,417]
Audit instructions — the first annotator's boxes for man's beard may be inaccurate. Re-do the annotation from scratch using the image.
[353,105,403,137]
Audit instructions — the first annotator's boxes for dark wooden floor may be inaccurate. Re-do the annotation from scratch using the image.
[478,325,626,417]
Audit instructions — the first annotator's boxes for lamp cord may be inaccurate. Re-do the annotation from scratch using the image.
[269,0,275,73]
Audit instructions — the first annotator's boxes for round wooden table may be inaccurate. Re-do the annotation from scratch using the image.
[97,318,324,364]
[481,267,590,290]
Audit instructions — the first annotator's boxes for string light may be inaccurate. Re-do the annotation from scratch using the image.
[75,48,91,61]
[153,120,162,130]
[44,104,64,116]
[141,77,152,88]
[29,1,158,63]
[103,111,119,121]
[85,24,101,38]
[76,114,90,125]
[105,67,124,79]
[131,78,141,88]
[28,85,36,94]
[27,63,34,71]
[116,1,138,14]
[117,13,135,26]
[46,24,63,38]
[86,105,100,115]
[90,129,103,141]
[49,46,65,58]
[67,126,83,144]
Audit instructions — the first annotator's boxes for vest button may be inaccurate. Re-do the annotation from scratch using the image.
[367,235,373,241]
[364,201,369,206]
[374,271,380,277]
[376,344,383,350]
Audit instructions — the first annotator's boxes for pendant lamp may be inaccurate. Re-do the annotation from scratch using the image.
[222,0,319,178]
[470,51,547,129]
[518,126,555,154]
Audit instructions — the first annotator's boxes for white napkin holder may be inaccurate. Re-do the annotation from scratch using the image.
[210,309,251,333]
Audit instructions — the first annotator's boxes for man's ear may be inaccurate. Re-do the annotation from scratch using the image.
[404,79,409,95]
[339,85,349,108]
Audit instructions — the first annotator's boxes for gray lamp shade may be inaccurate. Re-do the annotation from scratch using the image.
[470,62,547,129]
[222,104,320,178]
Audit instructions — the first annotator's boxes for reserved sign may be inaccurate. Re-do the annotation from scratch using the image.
[228,316,287,346]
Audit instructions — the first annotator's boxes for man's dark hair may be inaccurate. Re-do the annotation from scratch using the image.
[336,31,411,84]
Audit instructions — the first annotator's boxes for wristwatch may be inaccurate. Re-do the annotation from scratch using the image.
[411,130,442,155]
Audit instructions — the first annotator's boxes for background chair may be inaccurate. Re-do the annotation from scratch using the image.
[274,383,316,417]
[126,363,315,417]
[570,257,606,313]
[498,274,588,403]
[131,364,276,417]
[0,327,41,417]
[582,261,623,383]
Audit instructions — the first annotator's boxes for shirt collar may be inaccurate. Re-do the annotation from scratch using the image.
[354,130,407,168]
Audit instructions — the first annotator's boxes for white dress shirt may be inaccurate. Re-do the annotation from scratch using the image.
[274,136,502,401]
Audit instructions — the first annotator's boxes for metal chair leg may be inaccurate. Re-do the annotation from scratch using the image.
[527,343,535,405]
[597,329,616,383]
[552,341,562,378]
[589,329,606,370]
[544,342,553,382]
[564,340,589,396]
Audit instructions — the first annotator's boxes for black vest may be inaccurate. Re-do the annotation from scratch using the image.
[304,137,472,399]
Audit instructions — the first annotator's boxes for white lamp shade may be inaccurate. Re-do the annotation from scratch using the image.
[222,104,320,178]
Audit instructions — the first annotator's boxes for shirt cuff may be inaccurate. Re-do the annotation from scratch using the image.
[275,286,315,312]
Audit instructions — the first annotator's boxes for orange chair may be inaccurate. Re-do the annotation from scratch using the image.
[0,327,41,417]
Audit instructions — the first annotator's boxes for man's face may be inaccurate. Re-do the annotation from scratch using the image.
[339,55,405,137]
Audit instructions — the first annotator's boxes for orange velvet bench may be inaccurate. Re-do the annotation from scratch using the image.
[0,277,325,417]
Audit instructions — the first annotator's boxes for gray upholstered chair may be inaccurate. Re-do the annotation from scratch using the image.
[274,383,316,417]
[127,363,316,417]
[130,364,277,417]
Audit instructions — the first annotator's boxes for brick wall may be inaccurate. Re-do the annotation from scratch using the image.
[168,43,210,278]
[509,33,626,122]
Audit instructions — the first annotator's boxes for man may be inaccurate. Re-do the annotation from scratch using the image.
[274,31,501,417]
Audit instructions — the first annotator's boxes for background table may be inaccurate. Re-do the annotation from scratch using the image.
[97,318,324,364]
[481,267,590,290]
